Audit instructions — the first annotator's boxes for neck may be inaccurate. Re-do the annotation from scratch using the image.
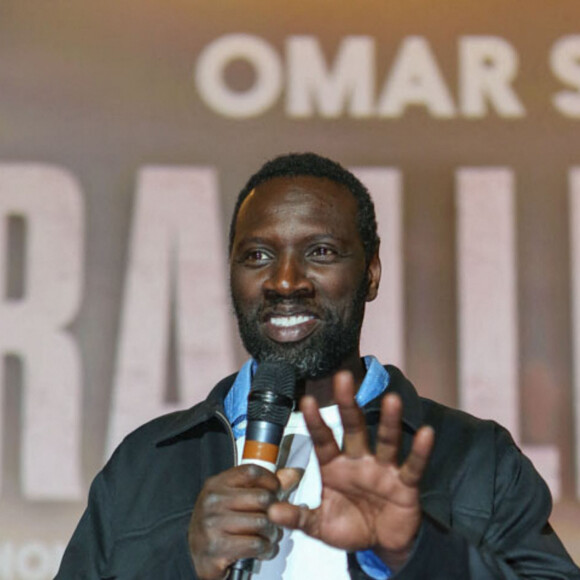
[296,350,366,407]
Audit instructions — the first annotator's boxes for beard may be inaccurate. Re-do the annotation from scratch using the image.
[232,275,369,381]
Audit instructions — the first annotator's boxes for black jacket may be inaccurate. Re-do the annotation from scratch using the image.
[56,366,580,579]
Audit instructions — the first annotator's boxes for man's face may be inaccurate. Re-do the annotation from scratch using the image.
[230,175,380,380]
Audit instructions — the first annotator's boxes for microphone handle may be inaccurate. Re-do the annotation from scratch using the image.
[229,422,285,579]
[241,421,284,472]
[229,557,259,580]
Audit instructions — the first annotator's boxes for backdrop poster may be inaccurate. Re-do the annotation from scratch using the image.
[1,1,580,577]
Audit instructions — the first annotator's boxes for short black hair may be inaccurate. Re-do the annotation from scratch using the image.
[228,152,380,263]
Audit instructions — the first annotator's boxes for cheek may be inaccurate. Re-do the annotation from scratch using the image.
[322,269,368,314]
[230,270,263,305]
[315,265,366,298]
[314,278,362,312]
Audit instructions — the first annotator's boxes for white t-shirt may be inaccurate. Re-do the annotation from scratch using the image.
[236,406,349,579]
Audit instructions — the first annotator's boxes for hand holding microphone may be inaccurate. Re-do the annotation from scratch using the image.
[188,363,296,580]
[230,362,296,580]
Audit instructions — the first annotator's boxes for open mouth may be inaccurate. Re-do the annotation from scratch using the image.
[270,314,314,327]
[263,312,319,343]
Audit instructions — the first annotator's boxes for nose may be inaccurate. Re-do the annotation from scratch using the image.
[263,252,314,297]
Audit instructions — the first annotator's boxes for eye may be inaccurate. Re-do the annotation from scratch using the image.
[308,245,338,262]
[240,249,273,266]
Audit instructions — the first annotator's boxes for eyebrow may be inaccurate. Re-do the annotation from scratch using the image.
[233,236,272,247]
[234,233,349,249]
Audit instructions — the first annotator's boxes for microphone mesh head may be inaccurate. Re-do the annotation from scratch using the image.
[251,362,296,397]
[247,362,296,425]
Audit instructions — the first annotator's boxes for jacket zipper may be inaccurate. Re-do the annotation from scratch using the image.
[214,409,238,466]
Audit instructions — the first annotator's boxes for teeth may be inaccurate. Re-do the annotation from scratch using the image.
[270,315,313,328]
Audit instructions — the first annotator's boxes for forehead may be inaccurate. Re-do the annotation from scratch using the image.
[235,175,360,239]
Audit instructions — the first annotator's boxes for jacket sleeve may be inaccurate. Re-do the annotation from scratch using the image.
[54,470,114,579]
[348,426,580,580]
[54,452,201,580]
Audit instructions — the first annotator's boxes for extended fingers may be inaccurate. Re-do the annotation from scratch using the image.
[376,393,434,488]
[333,371,369,458]
[375,393,403,465]
[301,395,341,465]
[399,425,435,487]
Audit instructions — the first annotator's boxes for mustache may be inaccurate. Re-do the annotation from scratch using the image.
[258,304,323,325]
[263,295,313,307]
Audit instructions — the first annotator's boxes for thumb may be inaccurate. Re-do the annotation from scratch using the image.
[276,467,304,501]
[271,468,319,536]
[268,501,318,537]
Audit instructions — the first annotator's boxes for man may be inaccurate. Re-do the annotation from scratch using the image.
[57,153,580,579]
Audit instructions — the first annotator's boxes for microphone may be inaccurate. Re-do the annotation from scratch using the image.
[229,362,296,580]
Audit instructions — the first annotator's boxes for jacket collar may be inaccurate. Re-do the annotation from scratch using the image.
[154,365,451,527]
[155,364,424,444]
[362,364,423,432]
[155,373,237,445]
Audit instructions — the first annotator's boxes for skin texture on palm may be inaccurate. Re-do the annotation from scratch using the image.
[268,372,434,572]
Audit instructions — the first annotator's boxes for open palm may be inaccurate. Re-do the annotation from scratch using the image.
[270,371,434,569]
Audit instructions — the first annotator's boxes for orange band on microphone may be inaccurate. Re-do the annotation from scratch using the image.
[242,440,279,464]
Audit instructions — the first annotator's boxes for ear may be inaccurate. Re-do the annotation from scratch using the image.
[366,249,381,302]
